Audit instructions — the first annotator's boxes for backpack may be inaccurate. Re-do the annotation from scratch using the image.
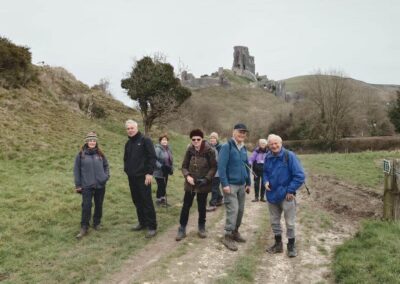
[282,149,310,195]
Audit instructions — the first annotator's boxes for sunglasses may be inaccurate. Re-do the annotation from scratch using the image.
[191,138,202,142]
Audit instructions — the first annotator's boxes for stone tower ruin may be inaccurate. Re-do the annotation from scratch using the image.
[232,46,256,81]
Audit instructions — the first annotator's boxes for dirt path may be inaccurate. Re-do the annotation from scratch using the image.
[104,193,268,284]
[104,174,382,284]
[254,174,382,284]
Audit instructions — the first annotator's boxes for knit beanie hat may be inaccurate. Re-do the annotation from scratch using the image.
[85,131,97,142]
[209,132,219,140]
[189,129,204,138]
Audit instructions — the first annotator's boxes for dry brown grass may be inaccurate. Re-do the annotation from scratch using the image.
[167,85,292,142]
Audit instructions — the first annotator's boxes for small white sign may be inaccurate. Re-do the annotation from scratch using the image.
[383,160,391,174]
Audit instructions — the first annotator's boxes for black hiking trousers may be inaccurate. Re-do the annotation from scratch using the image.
[253,165,265,199]
[179,191,208,227]
[128,175,157,230]
[81,187,106,229]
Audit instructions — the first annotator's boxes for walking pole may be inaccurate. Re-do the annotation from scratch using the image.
[244,162,258,178]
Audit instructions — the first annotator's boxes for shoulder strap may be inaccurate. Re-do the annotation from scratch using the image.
[284,150,289,165]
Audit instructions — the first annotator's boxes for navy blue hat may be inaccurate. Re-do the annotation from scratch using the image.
[233,123,249,132]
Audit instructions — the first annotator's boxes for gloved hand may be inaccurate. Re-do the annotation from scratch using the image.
[197,178,208,187]
[161,165,172,176]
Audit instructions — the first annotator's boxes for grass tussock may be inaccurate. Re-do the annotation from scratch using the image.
[334,221,400,284]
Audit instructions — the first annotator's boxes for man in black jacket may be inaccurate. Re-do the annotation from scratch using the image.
[124,119,157,238]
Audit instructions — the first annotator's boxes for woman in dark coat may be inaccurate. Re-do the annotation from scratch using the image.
[175,129,217,241]
[153,133,174,206]
[73,131,110,239]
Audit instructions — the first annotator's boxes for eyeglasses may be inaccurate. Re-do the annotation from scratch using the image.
[192,138,202,142]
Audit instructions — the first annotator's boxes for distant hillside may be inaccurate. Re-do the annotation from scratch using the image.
[0,66,138,159]
[284,75,399,102]
[167,84,291,142]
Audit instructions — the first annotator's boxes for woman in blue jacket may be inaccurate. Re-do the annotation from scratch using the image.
[73,131,110,239]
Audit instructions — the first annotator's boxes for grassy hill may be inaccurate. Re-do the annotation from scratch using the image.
[167,85,292,143]
[0,66,192,283]
[284,75,399,102]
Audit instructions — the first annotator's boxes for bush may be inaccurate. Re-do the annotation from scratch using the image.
[78,95,107,119]
[0,36,36,88]
[285,136,400,153]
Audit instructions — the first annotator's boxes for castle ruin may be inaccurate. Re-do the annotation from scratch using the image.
[231,46,257,81]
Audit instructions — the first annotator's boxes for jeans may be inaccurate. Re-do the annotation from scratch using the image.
[179,191,208,227]
[81,187,105,229]
[223,184,246,233]
[155,176,169,199]
[268,199,296,238]
[128,175,157,230]
[209,177,223,206]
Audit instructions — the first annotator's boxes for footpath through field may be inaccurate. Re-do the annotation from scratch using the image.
[104,172,382,284]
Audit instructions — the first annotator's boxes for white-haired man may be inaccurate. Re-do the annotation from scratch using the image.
[124,119,158,238]
[263,134,305,257]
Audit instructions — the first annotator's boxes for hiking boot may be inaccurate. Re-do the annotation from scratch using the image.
[76,227,88,239]
[232,230,246,243]
[252,198,259,202]
[222,234,238,251]
[93,224,102,231]
[266,235,283,254]
[287,238,297,257]
[215,199,224,206]
[260,197,266,202]
[175,226,186,241]
[206,206,217,212]
[145,229,157,238]
[131,223,146,231]
[198,225,207,239]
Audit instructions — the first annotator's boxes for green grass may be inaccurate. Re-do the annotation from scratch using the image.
[301,151,400,284]
[223,69,254,85]
[0,122,190,283]
[0,73,195,283]
[300,150,400,190]
[334,221,400,284]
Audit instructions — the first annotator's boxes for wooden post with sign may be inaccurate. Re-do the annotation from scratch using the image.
[383,159,400,221]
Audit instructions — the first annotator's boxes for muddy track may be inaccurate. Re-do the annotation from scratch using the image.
[254,174,382,284]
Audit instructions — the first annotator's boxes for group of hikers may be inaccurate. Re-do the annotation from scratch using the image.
[73,119,305,257]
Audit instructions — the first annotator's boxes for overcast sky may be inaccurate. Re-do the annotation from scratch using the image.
[1,0,399,106]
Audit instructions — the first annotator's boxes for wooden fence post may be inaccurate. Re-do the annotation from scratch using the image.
[383,159,400,221]
[393,159,400,220]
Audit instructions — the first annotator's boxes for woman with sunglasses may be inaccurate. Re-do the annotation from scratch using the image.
[73,131,110,239]
[175,129,217,241]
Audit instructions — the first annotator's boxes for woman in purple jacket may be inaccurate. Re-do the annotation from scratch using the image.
[248,139,268,202]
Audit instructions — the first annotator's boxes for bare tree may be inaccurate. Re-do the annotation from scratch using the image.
[303,70,355,142]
